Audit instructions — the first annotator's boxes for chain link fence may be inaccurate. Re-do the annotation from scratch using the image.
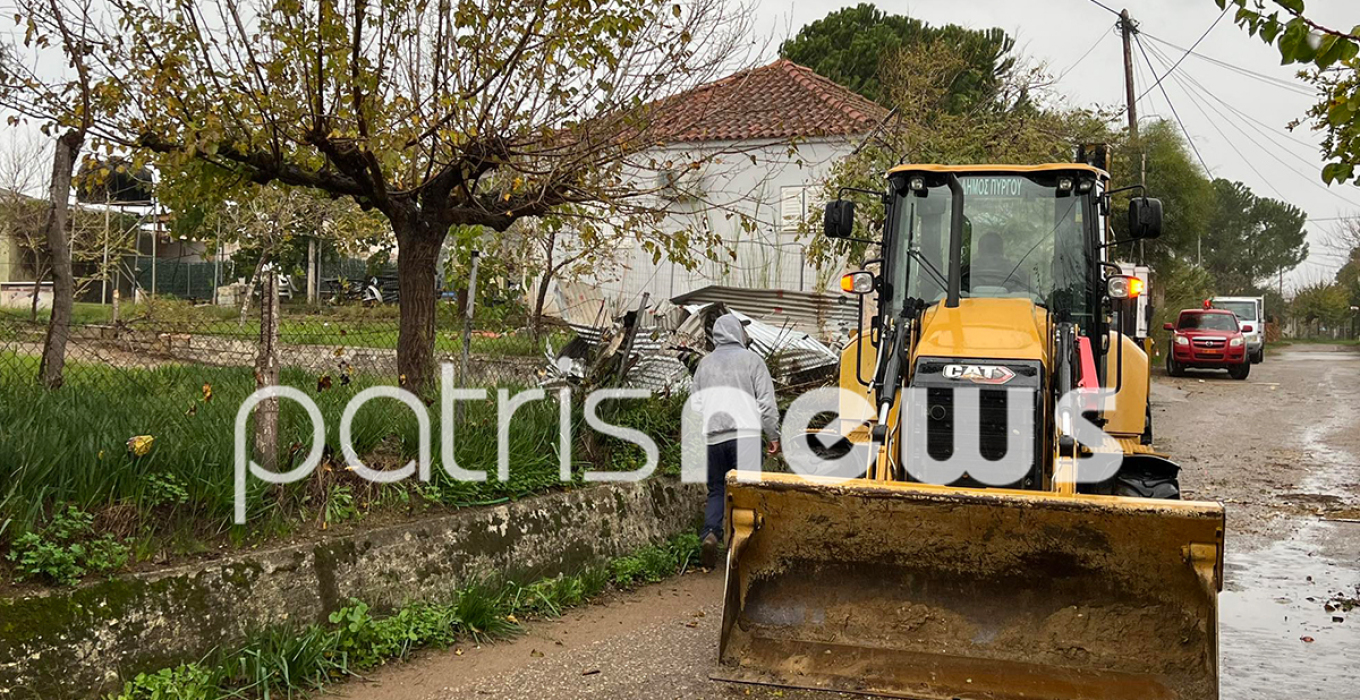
[0,292,565,406]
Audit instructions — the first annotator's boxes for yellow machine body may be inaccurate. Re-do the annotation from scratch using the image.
[715,164,1225,700]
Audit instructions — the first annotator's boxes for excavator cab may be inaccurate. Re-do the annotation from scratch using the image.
[713,164,1225,700]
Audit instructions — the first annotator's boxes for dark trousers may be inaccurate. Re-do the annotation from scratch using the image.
[703,437,762,541]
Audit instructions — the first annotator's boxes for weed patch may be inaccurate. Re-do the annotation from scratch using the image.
[6,507,129,586]
[107,534,700,700]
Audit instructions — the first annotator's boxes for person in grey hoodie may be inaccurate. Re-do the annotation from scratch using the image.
[691,313,780,568]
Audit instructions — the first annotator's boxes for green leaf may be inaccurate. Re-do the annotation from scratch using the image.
[1260,17,1283,43]
[1275,0,1304,13]
[1326,99,1353,126]
[1277,19,1309,64]
[1315,35,1341,68]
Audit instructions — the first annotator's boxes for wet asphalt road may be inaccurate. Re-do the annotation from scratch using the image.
[337,345,1360,700]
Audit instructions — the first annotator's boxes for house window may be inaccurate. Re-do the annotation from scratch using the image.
[780,185,823,232]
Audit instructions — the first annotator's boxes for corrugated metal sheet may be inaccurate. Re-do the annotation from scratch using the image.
[671,305,838,382]
[669,285,858,342]
[554,300,840,391]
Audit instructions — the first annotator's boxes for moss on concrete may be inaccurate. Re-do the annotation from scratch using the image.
[0,479,703,700]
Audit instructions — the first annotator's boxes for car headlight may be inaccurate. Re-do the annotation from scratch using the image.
[1175,336,1189,346]
[1230,337,1244,347]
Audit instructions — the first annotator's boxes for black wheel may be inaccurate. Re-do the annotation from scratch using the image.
[1229,362,1250,380]
[1252,347,1264,364]
[1115,476,1182,500]
[1166,352,1184,377]
[1114,456,1182,500]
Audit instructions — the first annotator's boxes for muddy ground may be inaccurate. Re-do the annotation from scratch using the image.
[335,345,1360,700]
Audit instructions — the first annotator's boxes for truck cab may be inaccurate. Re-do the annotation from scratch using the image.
[1211,296,1265,363]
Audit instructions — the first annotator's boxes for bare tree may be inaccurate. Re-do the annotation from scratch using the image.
[0,0,99,387]
[0,135,50,318]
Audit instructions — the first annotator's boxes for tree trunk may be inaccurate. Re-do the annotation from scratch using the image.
[29,264,48,324]
[253,271,281,471]
[238,251,270,328]
[531,268,554,342]
[531,229,556,341]
[38,129,84,389]
[394,222,446,394]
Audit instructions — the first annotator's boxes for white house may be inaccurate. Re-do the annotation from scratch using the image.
[548,59,889,323]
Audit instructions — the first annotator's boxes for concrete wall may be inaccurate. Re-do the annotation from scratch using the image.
[0,479,704,699]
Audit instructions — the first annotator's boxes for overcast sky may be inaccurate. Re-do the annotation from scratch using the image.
[3,1,1353,291]
[751,0,1359,290]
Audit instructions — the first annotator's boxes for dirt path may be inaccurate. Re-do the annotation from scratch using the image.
[1156,345,1360,699]
[337,345,1360,700]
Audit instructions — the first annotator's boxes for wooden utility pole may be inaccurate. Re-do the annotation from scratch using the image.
[1120,9,1139,145]
[1121,8,1148,262]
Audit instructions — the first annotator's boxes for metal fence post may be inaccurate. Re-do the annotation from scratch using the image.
[456,250,480,422]
[307,237,317,304]
[150,201,158,298]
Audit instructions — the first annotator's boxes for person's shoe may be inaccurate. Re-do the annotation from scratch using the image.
[701,532,721,570]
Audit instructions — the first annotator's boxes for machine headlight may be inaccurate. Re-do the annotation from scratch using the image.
[1230,337,1244,347]
[1175,336,1189,346]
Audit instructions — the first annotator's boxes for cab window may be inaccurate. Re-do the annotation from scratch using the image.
[1178,313,1238,332]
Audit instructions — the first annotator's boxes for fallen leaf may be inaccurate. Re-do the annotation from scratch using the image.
[506,614,519,624]
[1300,636,1315,643]
[530,649,544,658]
[582,669,600,676]
[454,648,464,656]
[201,382,213,402]
[127,434,154,457]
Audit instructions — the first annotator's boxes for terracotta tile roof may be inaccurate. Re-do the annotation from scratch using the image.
[646,59,889,143]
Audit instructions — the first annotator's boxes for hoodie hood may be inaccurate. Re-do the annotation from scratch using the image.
[712,314,748,348]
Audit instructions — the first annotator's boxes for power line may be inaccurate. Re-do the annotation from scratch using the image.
[1131,33,1213,176]
[1058,24,1115,81]
[1136,5,1229,103]
[1141,32,1315,97]
[1138,38,1284,198]
[1144,40,1360,210]
[1085,0,1121,17]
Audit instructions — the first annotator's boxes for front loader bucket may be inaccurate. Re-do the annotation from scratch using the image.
[714,473,1224,700]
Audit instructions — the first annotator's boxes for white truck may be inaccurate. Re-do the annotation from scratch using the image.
[1117,263,1152,339]
[1211,296,1265,363]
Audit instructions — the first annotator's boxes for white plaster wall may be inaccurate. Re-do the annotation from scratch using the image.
[570,136,858,314]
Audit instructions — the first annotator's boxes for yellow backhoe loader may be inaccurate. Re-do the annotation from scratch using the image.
[713,161,1225,700]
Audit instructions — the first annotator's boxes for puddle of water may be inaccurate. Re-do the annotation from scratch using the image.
[1220,519,1360,697]
[1219,373,1360,698]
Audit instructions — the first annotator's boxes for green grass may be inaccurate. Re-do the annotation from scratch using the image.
[0,354,686,576]
[3,301,570,357]
[107,533,701,700]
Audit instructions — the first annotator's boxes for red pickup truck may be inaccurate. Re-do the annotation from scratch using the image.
[1164,309,1252,380]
